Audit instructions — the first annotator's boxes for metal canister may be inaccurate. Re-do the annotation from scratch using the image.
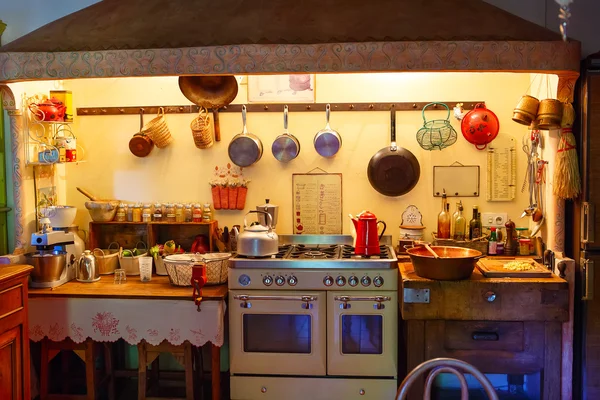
[512,95,539,126]
[537,99,563,130]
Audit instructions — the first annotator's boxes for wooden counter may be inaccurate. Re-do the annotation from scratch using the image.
[28,275,227,300]
[399,262,568,400]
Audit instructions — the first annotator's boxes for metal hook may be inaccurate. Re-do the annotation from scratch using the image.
[139,108,144,131]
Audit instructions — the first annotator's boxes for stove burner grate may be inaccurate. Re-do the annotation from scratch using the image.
[340,244,391,259]
[289,244,339,259]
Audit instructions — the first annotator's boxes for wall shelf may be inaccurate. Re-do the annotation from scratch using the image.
[76,101,484,116]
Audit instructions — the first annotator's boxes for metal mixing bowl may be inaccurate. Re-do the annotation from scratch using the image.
[26,250,67,282]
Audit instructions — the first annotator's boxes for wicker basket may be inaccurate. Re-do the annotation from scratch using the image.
[163,254,203,286]
[118,242,148,275]
[93,242,120,275]
[201,253,231,285]
[142,107,173,148]
[191,108,213,149]
[154,255,168,276]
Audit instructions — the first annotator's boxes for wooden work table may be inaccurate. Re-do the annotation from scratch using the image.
[398,261,569,400]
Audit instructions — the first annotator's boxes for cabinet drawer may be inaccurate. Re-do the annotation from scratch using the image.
[443,321,523,351]
[0,283,24,320]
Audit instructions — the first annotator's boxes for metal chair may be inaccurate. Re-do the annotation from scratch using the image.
[396,358,499,400]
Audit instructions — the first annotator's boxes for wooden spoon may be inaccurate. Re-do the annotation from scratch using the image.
[77,187,97,201]
[423,243,440,259]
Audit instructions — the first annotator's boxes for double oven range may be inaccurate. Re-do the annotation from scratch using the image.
[228,235,398,400]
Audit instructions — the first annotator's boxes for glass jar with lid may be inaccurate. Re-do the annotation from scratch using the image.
[142,204,152,222]
[165,203,176,222]
[116,203,127,222]
[127,203,134,222]
[132,203,143,222]
[184,204,193,222]
[153,203,163,222]
[192,203,203,222]
[175,203,185,222]
[202,203,212,222]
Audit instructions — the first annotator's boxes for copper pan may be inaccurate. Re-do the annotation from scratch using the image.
[406,245,484,280]
[178,76,238,141]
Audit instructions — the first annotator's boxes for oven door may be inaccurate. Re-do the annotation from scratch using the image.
[327,291,397,377]
[229,290,327,376]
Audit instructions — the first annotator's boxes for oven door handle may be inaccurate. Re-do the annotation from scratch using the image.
[233,294,318,309]
[333,295,391,310]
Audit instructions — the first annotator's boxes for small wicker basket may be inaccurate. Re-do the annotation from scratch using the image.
[142,107,173,148]
[94,242,120,275]
[118,242,148,275]
[191,108,213,149]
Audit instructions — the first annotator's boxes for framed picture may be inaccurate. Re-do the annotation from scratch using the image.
[248,74,315,103]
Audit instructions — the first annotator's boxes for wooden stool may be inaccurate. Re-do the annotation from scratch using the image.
[137,340,194,400]
[40,337,114,400]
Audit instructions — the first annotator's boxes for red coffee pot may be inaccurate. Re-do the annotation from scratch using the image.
[350,211,387,256]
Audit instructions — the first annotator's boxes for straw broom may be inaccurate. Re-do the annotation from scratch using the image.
[553,102,581,199]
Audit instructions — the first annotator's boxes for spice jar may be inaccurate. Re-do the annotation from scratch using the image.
[165,203,176,222]
[142,204,152,222]
[127,203,134,222]
[192,203,203,222]
[519,238,532,256]
[202,203,212,222]
[175,203,185,222]
[132,203,143,222]
[116,203,127,222]
[153,203,163,222]
[184,204,193,222]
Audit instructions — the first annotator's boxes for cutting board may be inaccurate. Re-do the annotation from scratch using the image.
[476,257,552,278]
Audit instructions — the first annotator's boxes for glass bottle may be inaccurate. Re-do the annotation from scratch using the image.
[153,202,163,222]
[184,204,193,222]
[437,192,450,239]
[192,203,203,222]
[132,203,143,222]
[175,203,185,222]
[165,203,176,222]
[469,206,482,240]
[202,203,212,222]
[450,202,460,239]
[116,203,127,222]
[488,227,498,255]
[453,203,466,241]
[127,203,134,222]
[142,204,152,222]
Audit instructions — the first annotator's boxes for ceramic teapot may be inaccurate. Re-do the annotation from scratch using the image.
[30,97,66,122]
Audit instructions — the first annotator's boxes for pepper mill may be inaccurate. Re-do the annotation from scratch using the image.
[504,219,517,256]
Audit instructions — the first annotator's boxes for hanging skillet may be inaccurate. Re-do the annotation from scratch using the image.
[228,105,263,167]
[272,105,300,162]
[367,107,420,196]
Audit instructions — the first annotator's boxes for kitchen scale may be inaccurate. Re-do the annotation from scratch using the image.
[486,137,517,201]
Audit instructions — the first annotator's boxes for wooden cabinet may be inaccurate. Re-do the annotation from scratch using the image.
[399,261,569,399]
[88,221,218,252]
[0,265,33,400]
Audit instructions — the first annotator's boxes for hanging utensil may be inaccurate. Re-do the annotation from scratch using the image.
[129,109,154,158]
[228,105,263,167]
[178,76,238,142]
[367,107,420,197]
[314,104,342,157]
[272,105,300,162]
[460,103,500,150]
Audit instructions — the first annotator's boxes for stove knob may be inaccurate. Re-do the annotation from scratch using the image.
[288,276,298,286]
[336,276,346,286]
[323,275,334,287]
[373,276,384,287]
[263,275,273,286]
[275,276,286,286]
[348,276,359,287]
[361,276,372,287]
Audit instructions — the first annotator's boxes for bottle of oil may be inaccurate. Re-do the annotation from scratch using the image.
[469,206,482,240]
[453,203,466,241]
[437,192,451,239]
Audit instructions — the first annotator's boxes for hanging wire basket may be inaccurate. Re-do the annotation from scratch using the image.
[416,102,457,151]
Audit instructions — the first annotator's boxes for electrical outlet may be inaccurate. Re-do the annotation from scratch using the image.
[481,212,508,228]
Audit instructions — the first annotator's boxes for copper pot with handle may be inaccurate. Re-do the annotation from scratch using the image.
[406,245,484,280]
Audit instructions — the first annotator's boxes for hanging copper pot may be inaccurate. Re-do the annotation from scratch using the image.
[460,103,500,150]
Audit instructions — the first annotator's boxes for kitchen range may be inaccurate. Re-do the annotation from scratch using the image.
[228,234,398,400]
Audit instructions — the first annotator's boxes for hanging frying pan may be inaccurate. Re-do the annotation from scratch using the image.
[272,105,300,162]
[178,75,238,142]
[367,108,420,196]
[228,105,263,167]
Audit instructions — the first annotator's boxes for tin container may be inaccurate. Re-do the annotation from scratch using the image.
[50,90,73,122]
[512,95,539,126]
[537,99,563,130]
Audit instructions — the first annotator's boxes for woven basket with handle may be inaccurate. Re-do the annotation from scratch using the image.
[190,107,213,149]
[142,107,173,148]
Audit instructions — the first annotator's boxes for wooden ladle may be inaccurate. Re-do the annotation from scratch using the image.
[423,243,440,259]
[178,76,238,142]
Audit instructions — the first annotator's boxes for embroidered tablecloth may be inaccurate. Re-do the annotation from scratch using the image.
[28,297,226,346]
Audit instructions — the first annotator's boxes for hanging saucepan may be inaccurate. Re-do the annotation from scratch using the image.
[228,105,263,167]
[367,108,420,196]
[178,75,238,142]
[460,103,500,150]
[314,104,342,157]
[272,105,300,162]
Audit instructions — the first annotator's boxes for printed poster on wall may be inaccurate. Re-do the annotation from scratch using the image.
[292,173,342,234]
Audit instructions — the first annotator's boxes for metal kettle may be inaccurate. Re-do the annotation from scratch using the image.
[76,250,100,282]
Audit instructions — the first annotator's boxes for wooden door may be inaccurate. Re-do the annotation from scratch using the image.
[0,325,22,400]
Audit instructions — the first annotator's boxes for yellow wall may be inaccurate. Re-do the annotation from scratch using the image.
[18,72,549,245]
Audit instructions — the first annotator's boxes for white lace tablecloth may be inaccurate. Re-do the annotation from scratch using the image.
[28,297,226,347]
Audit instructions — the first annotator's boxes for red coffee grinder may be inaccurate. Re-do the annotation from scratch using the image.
[191,262,207,311]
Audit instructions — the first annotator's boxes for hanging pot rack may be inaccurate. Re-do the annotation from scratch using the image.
[76,101,484,116]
